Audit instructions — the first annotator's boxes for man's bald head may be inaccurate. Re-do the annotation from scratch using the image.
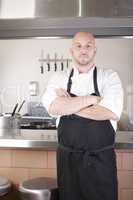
[72,32,95,45]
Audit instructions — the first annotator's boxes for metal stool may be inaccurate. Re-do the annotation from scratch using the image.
[19,177,58,200]
[0,176,11,196]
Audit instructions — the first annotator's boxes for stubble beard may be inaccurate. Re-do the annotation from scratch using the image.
[75,56,93,67]
[73,55,95,73]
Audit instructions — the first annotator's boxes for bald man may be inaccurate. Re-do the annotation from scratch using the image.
[42,32,123,200]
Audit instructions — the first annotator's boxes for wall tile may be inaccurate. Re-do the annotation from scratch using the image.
[123,153,133,170]
[118,189,121,200]
[0,167,29,184]
[120,189,133,200]
[0,149,12,167]
[47,151,57,169]
[116,152,123,170]
[29,168,57,179]
[12,150,47,168]
[118,171,133,189]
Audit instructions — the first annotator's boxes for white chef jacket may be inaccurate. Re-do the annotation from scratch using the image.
[42,66,123,131]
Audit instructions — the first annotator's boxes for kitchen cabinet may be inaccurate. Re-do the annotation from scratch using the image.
[117,151,133,200]
[0,131,133,200]
[0,149,133,200]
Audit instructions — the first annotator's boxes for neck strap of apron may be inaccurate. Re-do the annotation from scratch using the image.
[67,67,100,96]
[93,67,100,97]
[67,68,74,93]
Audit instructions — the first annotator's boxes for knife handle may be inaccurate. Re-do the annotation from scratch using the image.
[54,63,57,71]
[40,65,44,74]
[61,62,64,71]
[47,63,50,71]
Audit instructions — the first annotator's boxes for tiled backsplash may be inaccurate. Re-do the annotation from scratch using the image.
[0,149,133,200]
[0,149,57,185]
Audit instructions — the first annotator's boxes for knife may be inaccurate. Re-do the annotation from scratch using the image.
[61,56,64,71]
[47,54,50,71]
[54,53,57,71]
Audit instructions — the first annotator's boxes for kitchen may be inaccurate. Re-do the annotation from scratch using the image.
[0,0,133,200]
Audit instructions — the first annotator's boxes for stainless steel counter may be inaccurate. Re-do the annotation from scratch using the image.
[0,130,57,149]
[115,131,133,149]
[0,130,133,150]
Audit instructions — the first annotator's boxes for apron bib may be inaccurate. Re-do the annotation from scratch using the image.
[57,67,118,200]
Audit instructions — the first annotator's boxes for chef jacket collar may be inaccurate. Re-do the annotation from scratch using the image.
[72,64,96,79]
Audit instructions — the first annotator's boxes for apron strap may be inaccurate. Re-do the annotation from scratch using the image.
[66,67,100,96]
[67,68,74,94]
[58,143,114,154]
[93,67,100,97]
[59,143,115,168]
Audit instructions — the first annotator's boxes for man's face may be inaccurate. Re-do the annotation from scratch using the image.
[70,33,96,67]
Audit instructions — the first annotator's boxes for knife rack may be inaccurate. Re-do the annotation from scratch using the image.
[38,51,72,73]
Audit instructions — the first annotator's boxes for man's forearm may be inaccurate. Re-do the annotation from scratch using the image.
[49,95,100,116]
[76,105,119,121]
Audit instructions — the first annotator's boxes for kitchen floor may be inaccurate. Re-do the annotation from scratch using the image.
[0,185,21,200]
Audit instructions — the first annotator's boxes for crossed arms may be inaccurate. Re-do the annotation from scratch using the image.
[49,88,119,121]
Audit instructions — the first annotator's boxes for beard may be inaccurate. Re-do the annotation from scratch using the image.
[74,55,92,66]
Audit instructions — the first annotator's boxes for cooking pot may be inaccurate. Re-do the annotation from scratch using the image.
[0,115,21,137]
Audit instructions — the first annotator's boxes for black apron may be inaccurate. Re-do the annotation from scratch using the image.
[57,67,118,200]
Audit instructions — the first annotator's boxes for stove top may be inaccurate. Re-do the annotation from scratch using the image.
[20,125,56,130]
[20,116,56,130]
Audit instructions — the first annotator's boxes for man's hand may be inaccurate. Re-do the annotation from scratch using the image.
[76,104,119,121]
[56,88,70,97]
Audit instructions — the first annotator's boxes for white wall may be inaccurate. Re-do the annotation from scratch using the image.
[96,38,133,123]
[0,0,35,18]
[0,38,133,118]
[0,38,72,113]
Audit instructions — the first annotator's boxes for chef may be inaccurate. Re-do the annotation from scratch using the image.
[42,32,123,200]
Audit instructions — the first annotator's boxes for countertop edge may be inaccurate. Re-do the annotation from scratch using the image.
[0,130,133,150]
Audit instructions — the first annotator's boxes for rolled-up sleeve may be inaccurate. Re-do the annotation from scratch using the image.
[98,69,124,120]
[42,73,66,117]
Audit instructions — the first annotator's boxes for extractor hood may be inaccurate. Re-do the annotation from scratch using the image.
[0,0,133,39]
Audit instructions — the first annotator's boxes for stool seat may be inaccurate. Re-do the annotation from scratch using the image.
[0,177,11,196]
[19,177,58,200]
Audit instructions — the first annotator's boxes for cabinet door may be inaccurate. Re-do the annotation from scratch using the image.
[118,171,133,188]
[120,189,133,200]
